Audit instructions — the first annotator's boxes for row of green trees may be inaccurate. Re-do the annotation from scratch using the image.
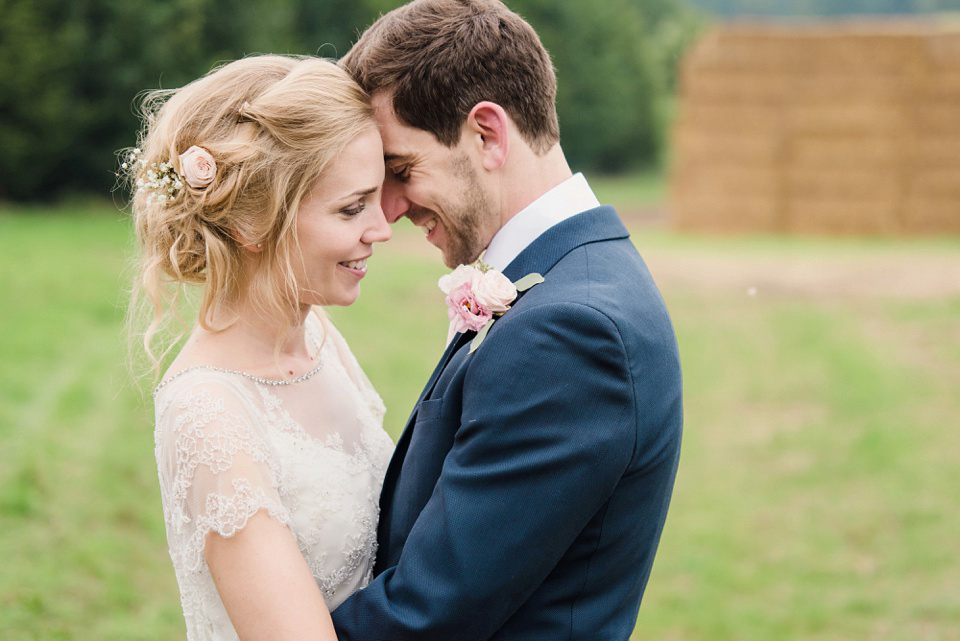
[0,0,702,202]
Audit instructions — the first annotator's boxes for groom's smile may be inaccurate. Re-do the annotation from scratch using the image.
[372,92,500,267]
[406,207,440,240]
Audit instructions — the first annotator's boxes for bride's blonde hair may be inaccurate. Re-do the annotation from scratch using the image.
[124,55,374,377]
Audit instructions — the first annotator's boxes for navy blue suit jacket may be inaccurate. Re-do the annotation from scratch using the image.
[332,206,682,640]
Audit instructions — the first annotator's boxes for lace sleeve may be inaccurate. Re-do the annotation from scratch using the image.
[154,374,291,573]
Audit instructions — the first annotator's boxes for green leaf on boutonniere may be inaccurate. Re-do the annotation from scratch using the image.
[470,318,494,353]
[513,273,544,291]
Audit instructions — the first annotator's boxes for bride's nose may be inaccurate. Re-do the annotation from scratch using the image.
[363,200,392,244]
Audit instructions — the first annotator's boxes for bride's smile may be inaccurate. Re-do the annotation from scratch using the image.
[293,129,390,308]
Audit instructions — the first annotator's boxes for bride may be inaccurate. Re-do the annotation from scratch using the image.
[125,55,394,640]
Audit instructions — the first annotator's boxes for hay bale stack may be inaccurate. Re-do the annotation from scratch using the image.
[669,24,960,235]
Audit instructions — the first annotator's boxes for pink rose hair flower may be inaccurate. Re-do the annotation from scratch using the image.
[178,145,217,189]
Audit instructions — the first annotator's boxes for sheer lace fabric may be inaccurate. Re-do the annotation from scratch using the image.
[153,313,393,640]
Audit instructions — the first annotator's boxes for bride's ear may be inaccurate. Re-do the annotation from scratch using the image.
[466,102,508,172]
[232,229,264,253]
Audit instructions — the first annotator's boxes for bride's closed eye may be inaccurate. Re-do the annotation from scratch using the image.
[340,201,367,217]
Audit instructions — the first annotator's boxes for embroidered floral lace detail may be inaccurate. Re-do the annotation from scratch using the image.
[154,316,393,641]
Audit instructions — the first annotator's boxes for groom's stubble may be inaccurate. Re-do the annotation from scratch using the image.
[435,152,499,268]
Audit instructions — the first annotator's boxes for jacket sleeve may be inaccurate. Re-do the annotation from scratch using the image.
[331,301,637,640]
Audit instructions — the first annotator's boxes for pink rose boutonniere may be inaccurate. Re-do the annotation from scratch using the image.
[439,260,545,353]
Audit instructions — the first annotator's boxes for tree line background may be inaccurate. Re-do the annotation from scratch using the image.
[0,0,956,202]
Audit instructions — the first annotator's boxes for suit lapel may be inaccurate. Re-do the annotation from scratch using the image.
[502,205,629,282]
[416,330,473,408]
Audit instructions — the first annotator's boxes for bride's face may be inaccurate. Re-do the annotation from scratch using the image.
[292,129,391,307]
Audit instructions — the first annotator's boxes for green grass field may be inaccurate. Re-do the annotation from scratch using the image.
[1,193,958,640]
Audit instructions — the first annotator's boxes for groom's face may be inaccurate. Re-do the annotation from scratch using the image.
[371,92,499,268]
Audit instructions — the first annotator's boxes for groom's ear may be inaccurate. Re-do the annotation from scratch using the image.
[465,102,508,172]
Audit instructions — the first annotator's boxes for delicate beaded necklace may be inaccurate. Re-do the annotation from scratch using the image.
[153,356,323,397]
[153,323,324,397]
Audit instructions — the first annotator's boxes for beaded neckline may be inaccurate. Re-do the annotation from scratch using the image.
[154,314,326,397]
[153,356,324,397]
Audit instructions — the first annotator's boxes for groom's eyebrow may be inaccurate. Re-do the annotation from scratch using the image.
[384,153,411,164]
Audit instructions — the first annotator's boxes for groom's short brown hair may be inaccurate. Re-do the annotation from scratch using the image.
[340,0,560,154]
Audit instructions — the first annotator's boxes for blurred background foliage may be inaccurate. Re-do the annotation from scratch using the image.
[1,0,958,201]
[0,0,699,201]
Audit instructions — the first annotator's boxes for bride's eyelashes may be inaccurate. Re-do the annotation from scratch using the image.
[340,201,367,217]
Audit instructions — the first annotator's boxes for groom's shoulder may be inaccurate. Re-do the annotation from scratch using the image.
[541,235,664,312]
[503,236,675,349]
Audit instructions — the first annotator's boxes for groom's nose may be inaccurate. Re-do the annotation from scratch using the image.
[381,178,411,224]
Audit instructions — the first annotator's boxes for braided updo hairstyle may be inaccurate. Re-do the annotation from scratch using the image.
[124,55,375,374]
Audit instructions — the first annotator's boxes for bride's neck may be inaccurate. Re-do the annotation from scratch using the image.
[202,296,313,361]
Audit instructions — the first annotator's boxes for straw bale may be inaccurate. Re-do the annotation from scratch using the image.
[681,72,796,103]
[682,34,808,72]
[914,72,960,97]
[926,32,960,66]
[673,130,783,165]
[687,30,927,73]
[682,73,912,104]
[903,197,960,233]
[786,103,905,134]
[789,135,902,169]
[787,75,909,102]
[673,165,781,200]
[785,168,901,201]
[912,102,960,134]
[669,24,960,235]
[796,37,927,74]
[907,168,960,198]
[675,105,782,133]
[909,135,960,166]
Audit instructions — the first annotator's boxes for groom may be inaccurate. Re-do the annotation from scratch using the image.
[333,1,682,638]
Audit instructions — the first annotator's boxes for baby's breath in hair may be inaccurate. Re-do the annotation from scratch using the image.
[127,148,184,206]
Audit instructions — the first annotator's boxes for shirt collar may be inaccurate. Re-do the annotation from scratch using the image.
[481,173,600,272]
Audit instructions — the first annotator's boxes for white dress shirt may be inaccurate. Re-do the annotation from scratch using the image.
[482,172,601,271]
[446,173,601,343]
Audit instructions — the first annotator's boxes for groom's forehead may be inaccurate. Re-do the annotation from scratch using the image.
[372,91,432,145]
[377,121,444,163]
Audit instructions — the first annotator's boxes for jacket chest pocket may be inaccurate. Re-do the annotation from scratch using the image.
[415,397,444,423]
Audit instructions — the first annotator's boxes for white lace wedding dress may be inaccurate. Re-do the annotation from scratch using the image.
[153,311,393,641]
